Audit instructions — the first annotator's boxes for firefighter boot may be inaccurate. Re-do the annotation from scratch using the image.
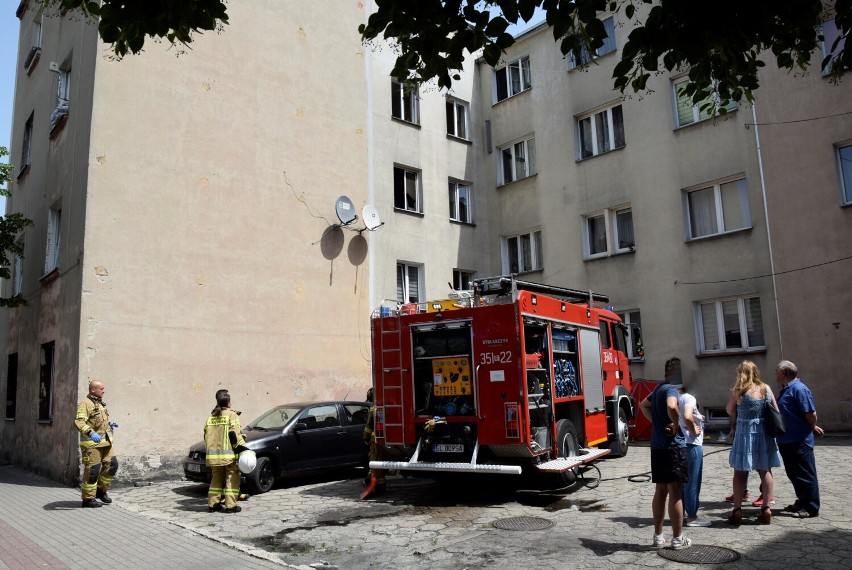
[82,499,102,508]
[96,489,112,504]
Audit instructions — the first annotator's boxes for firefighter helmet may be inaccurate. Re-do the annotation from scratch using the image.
[238,450,257,474]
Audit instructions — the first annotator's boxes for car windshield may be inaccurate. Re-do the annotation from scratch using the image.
[246,406,302,431]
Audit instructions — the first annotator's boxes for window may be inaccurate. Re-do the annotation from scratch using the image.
[300,404,339,429]
[391,80,419,124]
[50,64,71,131]
[616,310,644,360]
[583,206,634,258]
[673,77,738,128]
[494,56,531,102]
[568,15,616,69]
[344,403,370,425]
[21,114,33,172]
[39,341,55,421]
[45,207,61,274]
[684,177,750,240]
[393,166,422,213]
[695,295,765,354]
[839,144,852,205]
[499,136,536,185]
[448,180,472,223]
[13,241,23,297]
[5,353,18,420]
[397,262,422,303]
[23,13,42,73]
[453,269,474,291]
[577,103,625,159]
[821,18,847,75]
[502,230,543,274]
[446,98,469,140]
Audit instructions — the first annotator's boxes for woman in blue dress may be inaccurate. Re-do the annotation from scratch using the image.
[726,360,781,525]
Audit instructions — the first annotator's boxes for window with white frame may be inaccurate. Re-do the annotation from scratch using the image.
[820,18,847,75]
[448,180,472,223]
[453,269,474,291]
[446,98,469,140]
[45,207,61,274]
[13,241,23,297]
[695,295,765,354]
[394,166,422,213]
[21,114,33,171]
[672,77,738,128]
[568,15,616,69]
[577,103,625,159]
[616,310,643,360]
[494,56,531,103]
[839,144,852,205]
[684,177,750,239]
[502,230,543,274]
[24,12,42,73]
[397,262,422,303]
[391,79,419,124]
[583,206,634,258]
[51,64,71,130]
[499,136,536,185]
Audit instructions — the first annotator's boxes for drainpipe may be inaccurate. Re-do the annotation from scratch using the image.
[365,6,376,313]
[751,102,783,358]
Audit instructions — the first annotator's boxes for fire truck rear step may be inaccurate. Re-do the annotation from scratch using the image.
[533,448,611,472]
[370,438,523,475]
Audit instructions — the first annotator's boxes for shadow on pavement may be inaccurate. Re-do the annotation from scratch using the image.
[43,501,84,510]
[579,537,661,556]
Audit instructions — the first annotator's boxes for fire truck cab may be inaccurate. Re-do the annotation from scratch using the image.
[370,276,638,485]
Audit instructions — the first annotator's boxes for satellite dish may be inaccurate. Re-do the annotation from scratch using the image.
[335,196,357,226]
[362,204,383,230]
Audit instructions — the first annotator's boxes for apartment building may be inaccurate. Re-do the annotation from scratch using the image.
[2,3,849,484]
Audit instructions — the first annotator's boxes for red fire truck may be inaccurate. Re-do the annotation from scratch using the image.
[369,276,641,486]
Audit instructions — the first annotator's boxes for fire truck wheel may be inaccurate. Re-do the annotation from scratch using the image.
[608,406,630,458]
[555,419,579,486]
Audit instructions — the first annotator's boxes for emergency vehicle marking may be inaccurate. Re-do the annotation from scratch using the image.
[482,338,509,345]
[603,352,614,364]
[480,351,512,364]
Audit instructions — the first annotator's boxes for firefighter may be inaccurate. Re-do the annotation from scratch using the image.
[75,380,118,508]
[361,388,387,498]
[204,391,247,513]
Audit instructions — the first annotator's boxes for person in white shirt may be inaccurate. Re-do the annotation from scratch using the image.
[679,386,711,527]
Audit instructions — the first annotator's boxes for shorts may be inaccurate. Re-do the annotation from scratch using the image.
[651,447,689,484]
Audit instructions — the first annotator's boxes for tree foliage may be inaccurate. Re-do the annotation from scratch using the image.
[0,148,34,308]
[48,0,229,57]
[359,0,852,108]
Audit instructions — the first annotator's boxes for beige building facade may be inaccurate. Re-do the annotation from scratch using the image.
[2,3,849,484]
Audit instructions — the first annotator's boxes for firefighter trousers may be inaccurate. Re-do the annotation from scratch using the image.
[208,462,241,509]
[369,440,388,486]
[81,445,117,501]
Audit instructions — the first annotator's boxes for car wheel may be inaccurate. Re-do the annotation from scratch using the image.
[555,418,579,487]
[248,456,275,494]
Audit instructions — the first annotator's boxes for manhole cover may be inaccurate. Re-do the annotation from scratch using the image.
[492,516,554,531]
[658,545,741,564]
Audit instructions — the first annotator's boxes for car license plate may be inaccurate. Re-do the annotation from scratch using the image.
[187,463,202,473]
[433,444,463,453]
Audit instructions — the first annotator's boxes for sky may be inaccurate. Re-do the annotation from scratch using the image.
[1,3,19,214]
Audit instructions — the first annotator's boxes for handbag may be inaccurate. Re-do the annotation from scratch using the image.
[763,397,786,436]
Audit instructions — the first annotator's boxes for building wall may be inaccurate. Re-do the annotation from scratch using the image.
[753,47,852,429]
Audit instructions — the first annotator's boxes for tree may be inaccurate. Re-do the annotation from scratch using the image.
[358,0,851,109]
[41,1,851,109]
[0,148,34,308]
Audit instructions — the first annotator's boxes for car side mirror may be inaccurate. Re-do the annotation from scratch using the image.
[292,422,308,432]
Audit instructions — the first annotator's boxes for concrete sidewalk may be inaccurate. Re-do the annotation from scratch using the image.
[0,465,287,569]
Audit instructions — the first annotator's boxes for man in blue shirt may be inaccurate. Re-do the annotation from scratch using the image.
[775,360,823,518]
[639,357,691,549]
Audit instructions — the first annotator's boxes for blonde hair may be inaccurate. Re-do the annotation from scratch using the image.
[733,360,764,396]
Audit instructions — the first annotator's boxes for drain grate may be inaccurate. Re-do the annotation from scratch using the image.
[492,516,554,531]
[658,545,741,564]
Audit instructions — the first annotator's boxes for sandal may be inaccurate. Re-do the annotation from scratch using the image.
[757,506,772,525]
[727,507,743,525]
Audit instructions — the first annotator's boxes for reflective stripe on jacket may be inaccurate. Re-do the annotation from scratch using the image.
[204,410,245,466]
[75,396,111,448]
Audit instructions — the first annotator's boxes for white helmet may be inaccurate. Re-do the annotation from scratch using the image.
[237,450,257,474]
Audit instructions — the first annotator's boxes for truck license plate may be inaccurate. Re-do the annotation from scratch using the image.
[187,463,202,473]
[433,444,463,453]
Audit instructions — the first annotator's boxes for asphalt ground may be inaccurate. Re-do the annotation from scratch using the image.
[2,437,850,569]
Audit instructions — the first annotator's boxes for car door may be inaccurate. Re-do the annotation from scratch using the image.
[341,402,370,464]
[284,403,349,472]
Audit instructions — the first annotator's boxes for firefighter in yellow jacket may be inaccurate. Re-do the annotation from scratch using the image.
[361,388,387,498]
[205,391,246,513]
[75,380,118,508]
